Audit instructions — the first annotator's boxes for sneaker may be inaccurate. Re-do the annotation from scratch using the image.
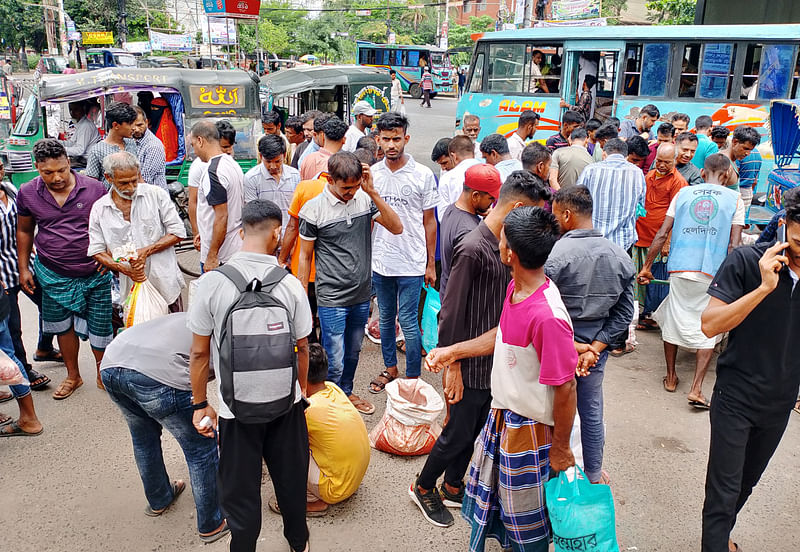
[439,482,464,509]
[408,481,454,527]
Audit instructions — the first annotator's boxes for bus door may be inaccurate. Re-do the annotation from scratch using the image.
[562,41,625,122]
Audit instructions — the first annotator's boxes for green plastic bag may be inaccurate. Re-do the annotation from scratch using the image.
[420,286,440,353]
[545,466,620,552]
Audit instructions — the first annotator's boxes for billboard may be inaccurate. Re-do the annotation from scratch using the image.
[83,31,114,45]
[202,18,238,45]
[551,0,601,20]
[149,30,194,52]
[202,0,259,19]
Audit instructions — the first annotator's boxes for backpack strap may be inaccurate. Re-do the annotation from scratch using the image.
[215,264,251,293]
[259,266,289,293]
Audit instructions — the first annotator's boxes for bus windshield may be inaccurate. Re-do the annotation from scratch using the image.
[114,54,138,67]
[12,96,39,136]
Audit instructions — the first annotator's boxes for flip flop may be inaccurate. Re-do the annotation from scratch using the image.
[27,369,51,391]
[0,412,12,426]
[199,521,230,544]
[52,378,83,400]
[689,398,711,410]
[144,480,185,516]
[268,497,328,518]
[369,370,396,394]
[33,349,63,363]
[0,420,43,437]
[610,344,637,357]
[663,376,679,393]
[349,394,376,415]
[0,390,12,403]
[636,320,660,331]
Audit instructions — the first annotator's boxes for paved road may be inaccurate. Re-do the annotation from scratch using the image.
[3,96,800,552]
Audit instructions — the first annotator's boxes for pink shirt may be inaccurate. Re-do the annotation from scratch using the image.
[300,149,333,181]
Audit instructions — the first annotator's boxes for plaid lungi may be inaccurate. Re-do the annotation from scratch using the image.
[35,257,113,350]
[462,408,553,552]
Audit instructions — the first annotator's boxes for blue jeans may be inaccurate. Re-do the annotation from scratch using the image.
[0,317,30,399]
[101,367,224,534]
[317,301,370,396]
[576,350,608,483]
[372,273,424,378]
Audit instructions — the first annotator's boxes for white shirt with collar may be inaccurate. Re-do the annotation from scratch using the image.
[62,116,100,158]
[243,162,300,231]
[436,157,482,222]
[342,125,366,153]
[508,132,527,161]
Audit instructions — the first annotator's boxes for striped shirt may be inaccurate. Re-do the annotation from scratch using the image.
[438,221,510,390]
[576,153,645,251]
[136,130,168,190]
[0,184,21,288]
[84,138,138,189]
[736,149,762,189]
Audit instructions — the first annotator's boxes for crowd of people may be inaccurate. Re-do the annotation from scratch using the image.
[0,92,797,552]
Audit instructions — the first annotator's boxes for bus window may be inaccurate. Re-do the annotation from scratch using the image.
[793,53,800,99]
[757,44,795,100]
[469,52,485,93]
[408,50,421,68]
[391,49,406,66]
[641,43,671,97]
[596,52,617,95]
[359,49,374,65]
[622,44,642,95]
[679,43,701,98]
[741,44,762,99]
[539,49,562,94]
[489,43,526,93]
[699,43,736,100]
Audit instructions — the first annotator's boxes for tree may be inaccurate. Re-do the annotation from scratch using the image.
[0,0,47,55]
[646,0,696,25]
[601,0,628,24]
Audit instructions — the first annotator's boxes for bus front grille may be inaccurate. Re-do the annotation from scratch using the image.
[6,151,33,173]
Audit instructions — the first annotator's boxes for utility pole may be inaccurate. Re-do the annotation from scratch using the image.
[118,0,128,45]
[522,0,532,28]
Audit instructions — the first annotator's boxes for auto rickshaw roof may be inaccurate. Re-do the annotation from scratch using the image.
[260,65,391,97]
[770,99,800,168]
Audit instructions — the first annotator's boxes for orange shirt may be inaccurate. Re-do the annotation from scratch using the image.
[635,168,688,247]
[300,148,333,181]
[288,175,327,282]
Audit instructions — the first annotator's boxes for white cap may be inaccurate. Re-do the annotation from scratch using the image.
[353,100,378,117]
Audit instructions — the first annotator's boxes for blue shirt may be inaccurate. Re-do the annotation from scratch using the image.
[692,134,720,170]
[297,140,320,170]
[736,149,762,189]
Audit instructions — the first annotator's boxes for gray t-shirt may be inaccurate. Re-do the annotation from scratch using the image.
[100,313,193,391]
[551,145,594,190]
[439,204,480,298]
[186,251,314,419]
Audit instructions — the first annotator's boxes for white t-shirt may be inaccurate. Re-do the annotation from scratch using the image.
[436,157,482,222]
[371,155,439,277]
[196,154,244,264]
[342,125,365,153]
[391,79,403,104]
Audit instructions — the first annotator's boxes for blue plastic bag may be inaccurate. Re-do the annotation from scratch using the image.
[545,466,620,552]
[420,286,440,353]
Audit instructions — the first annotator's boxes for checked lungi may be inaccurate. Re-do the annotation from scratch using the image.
[462,408,553,552]
[34,257,113,350]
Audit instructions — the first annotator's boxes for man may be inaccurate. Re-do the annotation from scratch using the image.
[88,151,186,311]
[100,313,229,543]
[292,111,321,169]
[585,118,602,156]
[619,104,660,141]
[60,100,100,160]
[462,114,482,159]
[431,137,454,175]
[260,110,292,164]
[508,110,540,161]
[699,188,800,552]
[244,134,301,234]
[188,200,313,552]
[736,146,762,217]
[389,70,405,112]
[190,120,244,271]
[638,153,743,405]
[675,131,704,186]
[710,126,730,150]
[644,122,675,171]
[692,115,721,170]
[591,122,619,162]
[439,164,501,298]
[410,172,552,528]
[549,127,593,190]
[721,126,760,194]
[297,152,403,415]
[521,142,552,182]
[436,136,481,221]
[300,117,347,181]
[297,112,331,171]
[368,113,438,393]
[560,74,597,122]
[626,135,650,173]
[480,134,522,184]
[462,206,576,552]
[131,105,167,190]
[284,115,306,166]
[343,101,377,153]
[633,143,688,333]
[16,139,111,399]
[85,102,139,189]
[546,186,635,485]
[671,112,690,134]
[546,110,584,152]
[420,67,433,108]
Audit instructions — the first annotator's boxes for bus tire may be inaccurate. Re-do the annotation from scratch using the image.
[409,83,422,99]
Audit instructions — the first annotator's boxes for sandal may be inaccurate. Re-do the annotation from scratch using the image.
[0,420,43,437]
[144,480,185,516]
[369,370,396,394]
[0,390,12,403]
[52,378,83,400]
[27,369,51,390]
[33,349,63,363]
[199,521,230,544]
[0,412,12,426]
[396,340,406,354]
[349,394,375,415]
[268,497,328,518]
[663,376,679,393]
[610,344,636,357]
[636,319,660,331]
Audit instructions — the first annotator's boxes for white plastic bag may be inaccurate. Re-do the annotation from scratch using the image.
[0,349,24,386]
[369,378,444,456]
[123,280,169,328]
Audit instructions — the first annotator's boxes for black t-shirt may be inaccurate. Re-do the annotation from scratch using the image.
[708,242,800,411]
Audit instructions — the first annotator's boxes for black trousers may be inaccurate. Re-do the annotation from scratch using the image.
[417,387,491,490]
[701,389,792,551]
[421,89,431,107]
[218,402,310,552]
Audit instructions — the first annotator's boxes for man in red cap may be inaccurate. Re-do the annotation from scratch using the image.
[439,164,501,299]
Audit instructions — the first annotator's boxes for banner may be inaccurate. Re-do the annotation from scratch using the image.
[202,17,238,45]
[65,14,81,41]
[535,17,607,27]
[202,0,259,19]
[149,30,194,52]
[124,41,152,54]
[83,31,114,45]
[514,0,525,25]
[551,0,601,20]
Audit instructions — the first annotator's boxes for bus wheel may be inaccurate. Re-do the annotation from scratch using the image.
[409,83,422,99]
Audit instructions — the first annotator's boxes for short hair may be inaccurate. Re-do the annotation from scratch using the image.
[657,122,675,137]
[327,151,363,182]
[307,343,329,384]
[710,126,730,141]
[285,115,304,133]
[607,116,621,129]
[570,127,588,141]
[520,142,551,171]
[519,110,541,127]
[562,110,585,126]
[594,123,618,141]
[586,118,602,133]
[105,102,138,130]
[503,206,560,270]
[242,199,282,231]
[782,187,800,226]
[215,120,236,145]
[102,150,140,178]
[553,185,593,217]
[191,120,219,142]
[322,117,348,141]
[448,135,474,157]
[498,170,552,204]
[675,131,698,145]
[583,74,597,90]
[33,138,68,163]
[258,134,286,160]
[671,113,690,125]
[703,152,731,174]
[732,125,761,147]
[626,136,649,158]
[132,105,147,120]
[354,147,376,166]
[375,111,409,134]
[479,134,510,156]
[640,104,660,119]
[463,114,480,125]
[431,137,451,161]
[603,138,628,156]
[313,112,335,133]
[302,110,322,124]
[695,115,713,131]
[389,69,396,76]
[356,135,378,154]
[261,110,281,127]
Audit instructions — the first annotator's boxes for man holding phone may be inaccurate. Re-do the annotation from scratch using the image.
[699,186,800,552]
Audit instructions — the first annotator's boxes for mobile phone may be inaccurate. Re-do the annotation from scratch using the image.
[777,224,786,243]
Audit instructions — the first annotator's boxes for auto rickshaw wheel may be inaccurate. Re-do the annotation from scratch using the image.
[409,83,422,99]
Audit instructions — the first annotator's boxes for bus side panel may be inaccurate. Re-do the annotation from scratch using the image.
[456,92,562,143]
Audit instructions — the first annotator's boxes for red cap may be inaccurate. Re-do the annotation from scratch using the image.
[465,164,502,199]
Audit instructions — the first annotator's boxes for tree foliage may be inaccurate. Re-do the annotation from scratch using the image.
[646,0,696,25]
[601,0,628,24]
[0,0,47,53]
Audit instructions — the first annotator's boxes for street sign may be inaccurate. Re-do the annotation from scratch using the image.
[202,0,260,19]
[355,9,371,16]
[82,31,114,45]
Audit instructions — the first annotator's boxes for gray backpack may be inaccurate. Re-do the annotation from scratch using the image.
[215,264,297,423]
